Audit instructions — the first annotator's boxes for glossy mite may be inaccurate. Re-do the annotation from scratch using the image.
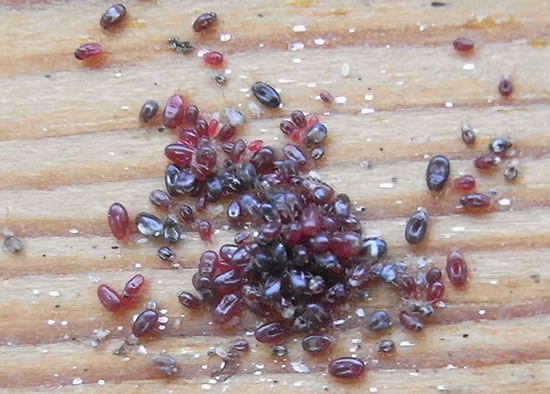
[404,209,429,245]
[425,268,442,284]
[162,94,185,129]
[97,285,122,311]
[365,310,391,332]
[203,51,224,67]
[100,4,127,29]
[474,153,500,170]
[453,175,476,192]
[108,202,130,240]
[498,77,513,96]
[488,137,512,154]
[504,165,518,181]
[252,82,281,108]
[135,212,163,237]
[446,250,468,286]
[139,100,159,123]
[248,139,263,152]
[124,274,145,296]
[378,339,395,353]
[74,43,103,60]
[192,12,217,32]
[229,338,250,352]
[212,293,241,324]
[426,155,450,191]
[426,281,445,302]
[452,37,474,52]
[254,321,289,343]
[319,90,334,103]
[328,357,366,379]
[178,291,203,309]
[152,355,178,376]
[461,124,476,145]
[198,220,213,241]
[302,334,332,353]
[132,309,159,337]
[149,189,171,209]
[459,192,491,208]
[399,311,423,332]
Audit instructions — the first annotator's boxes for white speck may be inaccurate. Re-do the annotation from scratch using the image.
[201,384,211,391]
[341,63,350,77]
[114,72,122,78]
[410,372,419,376]
[479,309,486,315]
[379,183,394,189]
[348,27,356,33]
[134,263,142,269]
[33,289,40,295]
[61,320,68,326]
[334,319,346,326]
[68,228,79,234]
[194,353,201,359]
[489,280,499,285]
[117,326,124,331]
[335,96,347,104]
[197,49,209,57]
[239,88,250,93]
[278,78,295,84]
[396,80,405,86]
[352,338,361,344]
[313,38,326,45]
[364,93,374,101]
[292,58,302,64]
[294,382,303,387]
[396,200,403,204]
[452,226,465,232]
[202,365,208,370]
[437,385,446,391]
[48,291,61,297]
[369,388,379,393]
[399,341,414,347]
[308,170,321,179]
[158,325,165,330]
[306,82,317,88]
[498,198,511,206]
[121,357,130,362]
[160,309,168,315]
[445,101,454,108]
[355,308,365,317]
[97,380,105,385]
[42,349,48,354]
[293,24,307,32]
[258,43,264,48]
[256,363,264,370]
[220,33,232,42]
[463,63,475,71]
[361,107,375,114]
[136,238,149,244]
[72,378,83,385]
[419,24,427,31]
[121,106,129,111]
[446,364,457,369]
[137,345,148,355]
[288,41,304,51]
[291,362,310,373]
[224,69,232,75]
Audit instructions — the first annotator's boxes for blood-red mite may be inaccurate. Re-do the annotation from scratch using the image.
[108,202,130,240]
[192,12,217,32]
[100,4,127,29]
[74,43,103,60]
[452,37,475,52]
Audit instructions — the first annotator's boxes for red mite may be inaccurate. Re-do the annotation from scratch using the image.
[108,202,130,240]
[447,250,468,286]
[203,51,224,67]
[74,43,103,60]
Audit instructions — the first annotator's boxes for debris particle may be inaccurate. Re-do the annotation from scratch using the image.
[314,38,326,45]
[462,63,475,71]
[341,63,350,77]
[288,42,304,51]
[293,24,307,32]
[220,33,232,42]
[4,234,23,253]
[72,377,83,385]
[168,38,194,54]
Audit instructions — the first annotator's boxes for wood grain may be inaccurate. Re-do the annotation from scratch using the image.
[1,0,549,392]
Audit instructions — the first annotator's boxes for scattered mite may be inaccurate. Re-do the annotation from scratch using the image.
[74,43,103,60]
[107,202,130,240]
[426,155,450,191]
[504,165,518,181]
[459,192,491,208]
[157,246,176,263]
[474,153,500,170]
[453,175,476,192]
[498,76,514,96]
[328,357,366,379]
[252,82,281,108]
[272,344,288,357]
[203,51,224,67]
[378,339,395,353]
[213,73,227,85]
[100,4,127,29]
[461,123,476,144]
[152,355,178,376]
[489,137,513,154]
[405,208,429,245]
[319,90,334,103]
[193,12,217,32]
[139,100,159,123]
[452,37,475,52]
[447,250,468,286]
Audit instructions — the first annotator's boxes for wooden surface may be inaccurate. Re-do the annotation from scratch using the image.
[1,0,550,392]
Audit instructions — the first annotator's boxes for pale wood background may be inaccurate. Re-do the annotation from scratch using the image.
[1,0,550,392]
